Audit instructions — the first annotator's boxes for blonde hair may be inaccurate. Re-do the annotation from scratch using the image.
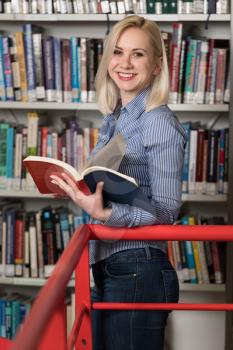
[95,15,169,115]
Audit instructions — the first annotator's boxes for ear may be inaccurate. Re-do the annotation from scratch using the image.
[153,64,161,76]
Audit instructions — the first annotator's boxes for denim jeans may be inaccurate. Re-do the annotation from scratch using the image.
[91,247,179,350]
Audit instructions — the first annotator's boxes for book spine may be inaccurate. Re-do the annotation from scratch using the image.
[188,129,198,194]
[80,37,87,102]
[9,35,21,101]
[14,211,24,276]
[218,128,225,194]
[215,48,227,104]
[23,24,36,102]
[184,39,197,104]
[13,131,23,190]
[61,38,72,103]
[42,36,56,102]
[53,37,63,103]
[15,31,28,102]
[195,129,206,193]
[206,129,219,195]
[70,37,79,102]
[195,40,209,104]
[169,23,183,104]
[2,36,14,101]
[223,128,229,194]
[86,38,96,103]
[28,212,38,277]
[5,210,16,277]
[6,126,14,190]
[0,35,6,101]
[32,33,45,101]
[35,210,44,278]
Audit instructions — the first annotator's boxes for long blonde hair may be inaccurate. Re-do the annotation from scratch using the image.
[95,15,169,115]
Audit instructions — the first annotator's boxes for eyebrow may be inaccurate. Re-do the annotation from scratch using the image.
[115,45,148,53]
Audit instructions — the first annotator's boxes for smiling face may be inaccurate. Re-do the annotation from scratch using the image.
[107,27,160,106]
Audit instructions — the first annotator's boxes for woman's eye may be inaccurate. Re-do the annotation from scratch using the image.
[113,49,122,55]
[132,52,144,57]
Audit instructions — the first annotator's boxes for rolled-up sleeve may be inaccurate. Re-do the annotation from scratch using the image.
[104,113,186,227]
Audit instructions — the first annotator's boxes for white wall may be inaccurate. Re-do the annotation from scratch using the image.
[165,291,226,350]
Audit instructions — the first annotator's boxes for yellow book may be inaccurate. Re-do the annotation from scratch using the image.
[189,216,203,284]
[15,32,28,102]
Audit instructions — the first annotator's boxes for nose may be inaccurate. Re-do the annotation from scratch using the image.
[119,53,133,68]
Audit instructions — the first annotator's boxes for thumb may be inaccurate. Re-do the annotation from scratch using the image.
[96,181,104,194]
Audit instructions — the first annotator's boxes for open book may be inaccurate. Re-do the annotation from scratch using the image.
[23,134,155,215]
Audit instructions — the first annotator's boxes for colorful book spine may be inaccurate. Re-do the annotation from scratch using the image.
[23,24,36,102]
[42,36,56,102]
[2,36,14,101]
[53,37,63,103]
[70,36,79,102]
[0,35,6,101]
[15,31,28,102]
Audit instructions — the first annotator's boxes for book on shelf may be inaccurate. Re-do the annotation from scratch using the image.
[23,133,155,215]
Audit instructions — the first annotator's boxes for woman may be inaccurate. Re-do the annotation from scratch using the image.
[51,15,186,350]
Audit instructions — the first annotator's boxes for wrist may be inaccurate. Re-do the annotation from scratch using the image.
[96,208,112,222]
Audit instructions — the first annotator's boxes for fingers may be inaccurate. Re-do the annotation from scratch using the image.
[96,181,104,195]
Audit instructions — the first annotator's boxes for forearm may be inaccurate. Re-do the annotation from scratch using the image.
[103,201,180,227]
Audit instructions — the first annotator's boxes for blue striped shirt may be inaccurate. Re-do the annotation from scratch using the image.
[89,88,186,264]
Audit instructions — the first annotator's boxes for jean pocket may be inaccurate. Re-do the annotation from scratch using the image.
[105,262,137,279]
[161,269,179,303]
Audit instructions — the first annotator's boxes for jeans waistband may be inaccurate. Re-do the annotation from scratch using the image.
[101,247,168,264]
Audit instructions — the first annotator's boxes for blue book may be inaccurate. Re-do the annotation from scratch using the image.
[6,126,14,189]
[2,37,14,101]
[42,36,56,102]
[5,300,12,339]
[11,300,21,338]
[0,299,6,337]
[71,37,79,102]
[181,216,198,284]
[0,35,6,101]
[23,24,36,102]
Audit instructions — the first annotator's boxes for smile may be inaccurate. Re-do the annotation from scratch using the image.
[118,72,136,80]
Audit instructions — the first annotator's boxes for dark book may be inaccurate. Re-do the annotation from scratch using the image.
[206,129,219,195]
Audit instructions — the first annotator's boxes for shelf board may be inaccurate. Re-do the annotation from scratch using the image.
[0,190,55,198]
[0,277,75,287]
[0,190,227,202]
[179,283,225,292]
[0,101,229,112]
[0,13,230,22]
[182,194,227,202]
[0,277,225,292]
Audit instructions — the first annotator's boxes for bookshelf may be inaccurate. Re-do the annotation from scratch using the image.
[0,9,232,349]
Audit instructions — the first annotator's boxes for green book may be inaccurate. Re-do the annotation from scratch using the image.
[161,0,169,13]
[146,0,155,13]
[168,0,177,12]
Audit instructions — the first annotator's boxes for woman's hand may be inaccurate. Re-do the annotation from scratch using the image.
[50,173,112,222]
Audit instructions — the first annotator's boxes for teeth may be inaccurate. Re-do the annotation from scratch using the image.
[118,73,134,78]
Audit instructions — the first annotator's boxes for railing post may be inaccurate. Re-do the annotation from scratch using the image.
[38,299,67,350]
[74,241,93,350]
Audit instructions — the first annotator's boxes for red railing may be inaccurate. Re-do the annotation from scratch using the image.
[1,224,233,350]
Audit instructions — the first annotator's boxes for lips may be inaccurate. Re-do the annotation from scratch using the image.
[117,72,136,80]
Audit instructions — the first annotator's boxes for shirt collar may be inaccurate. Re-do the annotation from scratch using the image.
[120,87,150,119]
[102,87,150,124]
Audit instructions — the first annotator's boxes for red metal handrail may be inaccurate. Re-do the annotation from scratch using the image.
[1,224,233,350]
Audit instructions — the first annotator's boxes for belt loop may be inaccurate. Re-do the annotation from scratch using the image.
[144,246,151,259]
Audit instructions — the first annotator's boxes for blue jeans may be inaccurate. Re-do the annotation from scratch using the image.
[91,247,179,350]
